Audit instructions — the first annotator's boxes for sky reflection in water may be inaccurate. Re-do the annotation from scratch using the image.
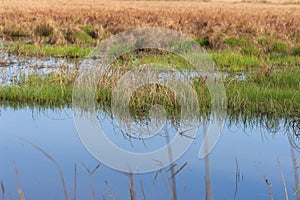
[0,107,298,200]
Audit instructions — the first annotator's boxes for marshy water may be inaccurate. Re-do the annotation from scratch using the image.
[0,53,246,86]
[0,53,76,85]
[0,54,299,200]
[0,106,300,200]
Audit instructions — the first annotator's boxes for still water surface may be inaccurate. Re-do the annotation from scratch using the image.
[0,107,299,200]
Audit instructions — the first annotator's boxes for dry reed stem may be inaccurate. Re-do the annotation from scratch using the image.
[234,157,241,199]
[73,164,77,200]
[137,173,146,200]
[128,173,136,200]
[83,163,101,200]
[278,158,289,200]
[105,180,115,200]
[170,162,187,180]
[290,145,300,200]
[19,138,70,200]
[13,162,25,200]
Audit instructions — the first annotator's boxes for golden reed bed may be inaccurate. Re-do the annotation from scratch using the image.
[0,0,299,47]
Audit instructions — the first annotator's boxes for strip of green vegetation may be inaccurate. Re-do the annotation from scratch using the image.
[3,40,299,71]
[210,50,262,70]
[109,49,300,71]
[0,68,299,118]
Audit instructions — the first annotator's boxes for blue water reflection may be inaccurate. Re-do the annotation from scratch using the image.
[0,107,298,199]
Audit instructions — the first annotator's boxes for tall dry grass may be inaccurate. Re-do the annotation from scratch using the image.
[0,1,299,47]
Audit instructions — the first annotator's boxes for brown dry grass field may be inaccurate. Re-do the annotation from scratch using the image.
[0,0,299,48]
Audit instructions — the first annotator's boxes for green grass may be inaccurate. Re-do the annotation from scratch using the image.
[194,37,210,47]
[0,67,299,118]
[210,50,262,70]
[292,46,300,56]
[2,34,299,70]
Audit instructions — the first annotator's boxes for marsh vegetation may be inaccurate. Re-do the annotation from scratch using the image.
[0,0,299,199]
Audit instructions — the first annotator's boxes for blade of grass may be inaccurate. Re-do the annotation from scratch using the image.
[105,180,115,200]
[128,173,136,200]
[170,162,187,180]
[13,162,25,200]
[73,164,77,200]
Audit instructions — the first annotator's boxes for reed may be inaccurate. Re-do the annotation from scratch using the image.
[0,1,299,49]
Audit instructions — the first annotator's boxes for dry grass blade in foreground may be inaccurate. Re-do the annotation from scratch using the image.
[18,138,70,200]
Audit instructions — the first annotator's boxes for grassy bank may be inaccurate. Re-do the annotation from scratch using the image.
[0,65,299,118]
[3,42,300,71]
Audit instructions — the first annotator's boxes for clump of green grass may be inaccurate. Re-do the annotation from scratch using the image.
[194,37,210,47]
[226,71,300,118]
[64,28,94,44]
[292,46,300,56]
[211,50,262,70]
[241,47,260,56]
[75,32,93,43]
[80,25,99,39]
[268,41,288,56]
[257,37,269,46]
[223,37,240,46]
